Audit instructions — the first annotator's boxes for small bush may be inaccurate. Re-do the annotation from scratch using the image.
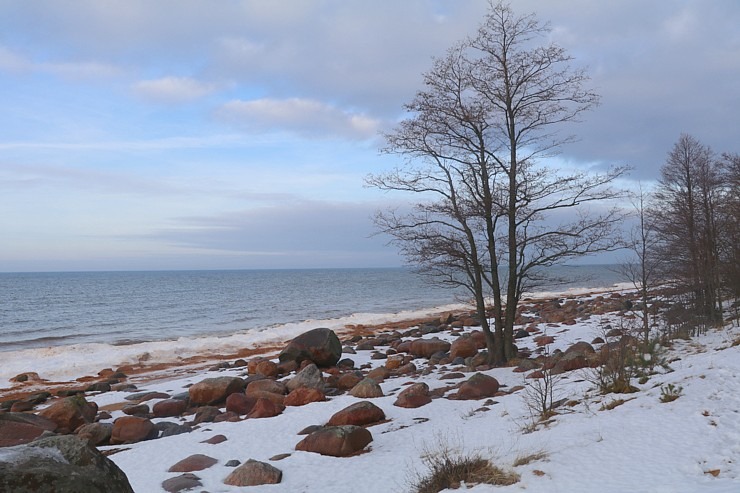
[660,383,683,403]
[410,441,519,493]
[513,450,548,467]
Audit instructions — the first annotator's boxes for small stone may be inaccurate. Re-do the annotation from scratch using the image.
[162,473,202,493]
[168,454,218,473]
[224,459,283,486]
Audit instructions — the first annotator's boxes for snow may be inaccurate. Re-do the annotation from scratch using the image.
[74,297,740,493]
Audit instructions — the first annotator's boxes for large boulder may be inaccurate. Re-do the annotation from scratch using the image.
[409,338,451,359]
[152,399,188,418]
[110,416,157,444]
[454,373,500,400]
[0,413,57,447]
[449,337,478,360]
[349,377,384,398]
[0,435,134,492]
[38,395,96,434]
[327,401,385,427]
[394,382,432,408]
[284,387,326,406]
[188,377,244,405]
[295,425,372,457]
[279,328,342,367]
[224,459,283,486]
[286,363,325,392]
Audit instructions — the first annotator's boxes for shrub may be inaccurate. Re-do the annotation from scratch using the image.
[659,383,683,403]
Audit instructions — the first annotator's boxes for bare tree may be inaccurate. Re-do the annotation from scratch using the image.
[652,134,724,323]
[618,185,664,343]
[368,1,627,365]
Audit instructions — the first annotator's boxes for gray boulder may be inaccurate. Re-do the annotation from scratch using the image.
[0,435,134,493]
[279,327,342,367]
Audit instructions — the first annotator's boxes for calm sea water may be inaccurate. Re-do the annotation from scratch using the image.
[0,266,621,352]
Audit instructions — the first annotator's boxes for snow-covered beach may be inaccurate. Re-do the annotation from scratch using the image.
[2,285,739,492]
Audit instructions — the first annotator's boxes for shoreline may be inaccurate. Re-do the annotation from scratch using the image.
[0,283,632,402]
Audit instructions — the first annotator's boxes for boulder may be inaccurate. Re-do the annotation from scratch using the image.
[254,360,279,378]
[394,382,432,408]
[75,422,112,446]
[224,459,283,486]
[349,378,384,398]
[152,399,188,418]
[246,379,287,396]
[336,372,363,390]
[0,435,133,492]
[193,406,222,424]
[286,363,325,392]
[110,416,157,444]
[278,327,342,367]
[295,425,372,457]
[188,377,244,405]
[168,454,218,473]
[162,473,202,493]
[455,373,500,400]
[247,398,284,419]
[38,395,96,434]
[409,338,451,359]
[0,413,57,447]
[225,393,258,415]
[327,401,385,427]
[450,337,478,360]
[285,387,326,406]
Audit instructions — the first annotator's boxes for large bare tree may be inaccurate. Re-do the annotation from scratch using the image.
[368,1,627,365]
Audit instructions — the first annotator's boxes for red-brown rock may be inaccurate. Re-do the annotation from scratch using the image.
[247,398,284,419]
[284,387,326,407]
[152,399,188,418]
[255,360,279,378]
[168,454,218,473]
[394,383,432,408]
[454,373,500,400]
[295,425,372,457]
[245,390,285,408]
[38,395,96,434]
[188,377,244,405]
[336,372,363,390]
[225,393,258,415]
[450,337,478,360]
[246,379,287,396]
[327,401,385,427]
[110,416,157,444]
[409,338,451,359]
[0,413,57,447]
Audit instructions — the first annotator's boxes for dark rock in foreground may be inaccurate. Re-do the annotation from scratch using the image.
[0,435,134,493]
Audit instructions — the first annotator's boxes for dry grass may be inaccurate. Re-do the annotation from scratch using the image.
[599,398,629,411]
[410,441,519,493]
[513,450,549,467]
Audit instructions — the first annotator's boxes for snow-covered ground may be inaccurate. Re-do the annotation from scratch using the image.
[75,294,740,493]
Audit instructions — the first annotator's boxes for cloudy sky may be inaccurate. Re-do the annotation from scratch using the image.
[1,1,738,272]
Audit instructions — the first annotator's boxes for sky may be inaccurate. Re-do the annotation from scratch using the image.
[0,0,738,272]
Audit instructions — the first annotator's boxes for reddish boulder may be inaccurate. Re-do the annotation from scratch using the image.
[225,393,258,415]
[469,331,488,349]
[255,360,279,378]
[409,338,451,359]
[162,474,202,493]
[336,372,363,390]
[295,425,372,457]
[224,459,283,486]
[349,378,384,398]
[0,413,57,447]
[455,373,500,400]
[152,399,187,418]
[285,387,326,407]
[110,416,157,444]
[394,383,432,408]
[533,335,555,347]
[450,337,478,360]
[168,454,218,473]
[246,379,287,396]
[278,327,342,367]
[366,366,391,382]
[247,398,284,419]
[38,395,96,434]
[188,377,244,406]
[245,390,285,408]
[327,401,385,427]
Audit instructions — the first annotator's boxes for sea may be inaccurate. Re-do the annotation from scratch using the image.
[0,266,622,353]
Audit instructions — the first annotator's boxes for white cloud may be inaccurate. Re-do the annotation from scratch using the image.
[133,76,218,103]
[217,97,381,140]
[0,44,120,79]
